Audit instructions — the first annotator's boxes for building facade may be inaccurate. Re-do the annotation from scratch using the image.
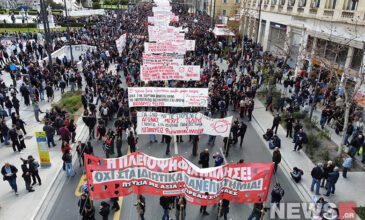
[207,0,241,20]
[241,0,365,75]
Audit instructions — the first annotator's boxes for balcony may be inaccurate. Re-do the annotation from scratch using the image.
[287,5,293,12]
[323,9,334,17]
[309,8,317,15]
[278,4,284,11]
[297,7,304,13]
[341,10,354,19]
[271,5,276,10]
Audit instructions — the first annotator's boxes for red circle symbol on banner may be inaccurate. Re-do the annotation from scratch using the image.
[211,120,230,133]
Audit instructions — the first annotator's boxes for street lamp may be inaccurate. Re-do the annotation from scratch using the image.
[63,0,74,65]
[26,10,30,33]
[39,0,54,76]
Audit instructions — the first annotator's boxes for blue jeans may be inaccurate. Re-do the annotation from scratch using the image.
[47,134,56,148]
[166,142,170,155]
[344,133,351,145]
[311,178,321,195]
[7,177,17,192]
[140,213,145,220]
[274,163,278,173]
[149,134,158,142]
[162,208,169,220]
[216,207,228,220]
[7,108,11,117]
[248,212,261,220]
[269,142,275,149]
[320,117,326,129]
[65,162,75,177]
[325,182,335,196]
[4,135,9,145]
[208,135,216,145]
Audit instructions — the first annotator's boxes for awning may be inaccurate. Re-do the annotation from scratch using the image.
[212,25,235,37]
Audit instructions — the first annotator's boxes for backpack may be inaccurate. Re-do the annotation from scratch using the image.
[102,107,108,116]
[278,187,285,197]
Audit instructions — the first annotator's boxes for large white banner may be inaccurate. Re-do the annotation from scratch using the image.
[142,53,184,66]
[128,87,209,107]
[141,65,200,81]
[115,34,127,53]
[136,112,233,137]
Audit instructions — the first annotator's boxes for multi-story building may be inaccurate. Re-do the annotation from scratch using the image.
[207,0,241,20]
[241,0,365,75]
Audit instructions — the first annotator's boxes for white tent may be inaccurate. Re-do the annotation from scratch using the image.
[212,25,235,37]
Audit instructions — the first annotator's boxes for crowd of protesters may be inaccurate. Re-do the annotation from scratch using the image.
[0,0,356,219]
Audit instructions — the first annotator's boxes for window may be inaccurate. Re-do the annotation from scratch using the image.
[311,0,320,8]
[351,48,363,71]
[223,0,227,3]
[235,0,240,3]
[325,0,337,9]
[344,0,358,10]
[235,9,238,14]
[279,0,286,5]
[271,0,277,5]
[223,9,227,15]
[298,0,306,7]
[288,0,295,6]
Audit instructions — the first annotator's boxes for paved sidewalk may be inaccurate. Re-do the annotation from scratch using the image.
[0,71,89,219]
[251,97,365,206]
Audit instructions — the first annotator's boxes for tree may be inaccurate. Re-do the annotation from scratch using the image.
[45,0,63,9]
[303,19,365,157]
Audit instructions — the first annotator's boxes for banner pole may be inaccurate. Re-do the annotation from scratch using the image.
[218,199,223,220]
[260,203,266,220]
[137,195,141,220]
[179,197,183,220]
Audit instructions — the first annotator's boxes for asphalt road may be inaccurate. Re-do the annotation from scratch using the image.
[47,108,305,220]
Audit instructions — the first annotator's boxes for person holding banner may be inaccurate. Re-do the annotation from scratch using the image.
[160,196,172,220]
[175,195,186,220]
[135,195,146,220]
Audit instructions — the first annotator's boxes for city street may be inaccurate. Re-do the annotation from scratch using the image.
[47,108,304,220]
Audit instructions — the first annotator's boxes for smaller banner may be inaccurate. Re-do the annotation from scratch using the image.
[137,112,232,137]
[144,42,187,54]
[84,153,274,205]
[142,53,184,66]
[128,87,209,107]
[140,65,200,81]
[115,34,127,54]
[35,132,51,167]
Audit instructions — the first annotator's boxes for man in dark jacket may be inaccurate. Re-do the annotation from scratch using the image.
[269,135,281,149]
[160,196,172,220]
[344,122,354,146]
[9,124,21,152]
[285,115,294,138]
[271,113,281,134]
[1,162,18,195]
[21,159,34,192]
[199,148,210,168]
[321,161,334,188]
[310,163,323,195]
[99,201,110,220]
[248,203,264,220]
[28,155,41,185]
[325,167,340,196]
[238,121,247,147]
[294,129,307,151]
[350,134,364,156]
[272,147,281,174]
[43,121,56,148]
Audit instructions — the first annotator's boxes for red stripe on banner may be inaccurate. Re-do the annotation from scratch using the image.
[84,153,274,205]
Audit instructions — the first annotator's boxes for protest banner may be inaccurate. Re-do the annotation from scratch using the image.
[84,152,274,205]
[142,53,184,65]
[115,34,127,53]
[128,87,209,107]
[136,112,232,137]
[140,65,200,81]
[144,42,186,54]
